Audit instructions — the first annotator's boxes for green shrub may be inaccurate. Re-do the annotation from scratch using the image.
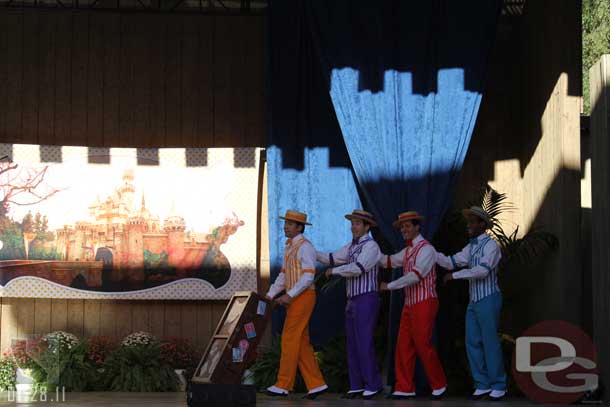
[103,332,177,392]
[0,356,16,391]
[28,336,95,392]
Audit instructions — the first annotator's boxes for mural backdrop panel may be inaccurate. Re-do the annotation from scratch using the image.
[0,144,260,299]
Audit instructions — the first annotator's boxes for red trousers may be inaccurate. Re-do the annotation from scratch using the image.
[395,298,447,393]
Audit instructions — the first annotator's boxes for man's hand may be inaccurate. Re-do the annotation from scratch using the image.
[325,268,334,278]
[379,282,390,291]
[443,273,454,285]
[276,294,293,307]
[265,294,273,301]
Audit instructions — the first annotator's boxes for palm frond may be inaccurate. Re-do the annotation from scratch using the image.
[499,228,559,269]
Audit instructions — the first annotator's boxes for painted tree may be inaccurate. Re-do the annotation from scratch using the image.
[0,162,60,220]
[0,162,60,260]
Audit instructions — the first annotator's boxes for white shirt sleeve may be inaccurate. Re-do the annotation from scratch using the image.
[387,273,420,290]
[436,245,470,270]
[379,248,406,269]
[387,245,436,290]
[332,241,381,278]
[286,241,317,298]
[266,271,286,298]
[316,244,349,267]
[453,241,501,280]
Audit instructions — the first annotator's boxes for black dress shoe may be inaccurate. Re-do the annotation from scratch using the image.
[431,391,447,400]
[362,390,381,400]
[341,391,363,399]
[389,393,416,400]
[266,390,288,397]
[469,391,491,400]
[302,388,327,400]
[489,393,506,401]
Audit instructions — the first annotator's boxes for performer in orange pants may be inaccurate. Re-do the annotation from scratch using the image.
[266,210,327,399]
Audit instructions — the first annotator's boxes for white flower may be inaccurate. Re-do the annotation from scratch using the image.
[121,331,157,348]
[42,331,79,354]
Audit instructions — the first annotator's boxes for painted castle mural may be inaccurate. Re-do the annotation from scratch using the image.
[0,145,259,299]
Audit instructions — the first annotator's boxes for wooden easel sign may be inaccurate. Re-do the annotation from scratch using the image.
[193,291,272,384]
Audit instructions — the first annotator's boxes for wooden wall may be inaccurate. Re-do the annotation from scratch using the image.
[0,10,266,148]
[0,9,267,353]
[0,299,228,354]
[590,54,610,400]
[454,0,582,336]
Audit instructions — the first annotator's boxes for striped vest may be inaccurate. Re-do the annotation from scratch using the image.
[283,237,315,292]
[346,237,378,298]
[403,239,437,307]
[467,235,500,303]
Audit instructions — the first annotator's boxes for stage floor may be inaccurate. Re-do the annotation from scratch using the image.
[0,392,593,407]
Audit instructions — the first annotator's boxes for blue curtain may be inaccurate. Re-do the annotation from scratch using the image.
[305,0,501,389]
[268,0,500,388]
[267,0,361,344]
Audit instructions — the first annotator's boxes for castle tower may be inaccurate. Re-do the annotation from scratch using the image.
[73,221,89,261]
[163,214,186,273]
[110,224,125,283]
[119,169,136,214]
[126,216,145,270]
[55,226,73,260]
[125,216,146,287]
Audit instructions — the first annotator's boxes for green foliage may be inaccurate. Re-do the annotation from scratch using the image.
[28,340,96,392]
[21,212,34,233]
[0,210,55,260]
[0,356,17,391]
[160,337,197,370]
[475,184,559,270]
[583,0,610,114]
[144,250,169,270]
[103,342,177,392]
[318,336,349,392]
[0,220,25,260]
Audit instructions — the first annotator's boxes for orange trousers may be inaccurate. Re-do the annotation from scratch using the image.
[275,289,326,391]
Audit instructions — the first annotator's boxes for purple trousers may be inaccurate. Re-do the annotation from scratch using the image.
[345,291,383,392]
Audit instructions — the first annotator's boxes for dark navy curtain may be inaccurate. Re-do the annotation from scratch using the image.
[304,0,501,387]
[268,0,500,388]
[267,0,361,344]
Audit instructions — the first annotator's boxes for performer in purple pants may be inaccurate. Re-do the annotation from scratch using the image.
[317,210,383,400]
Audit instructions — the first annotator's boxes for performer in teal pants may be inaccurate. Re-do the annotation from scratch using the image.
[436,206,507,401]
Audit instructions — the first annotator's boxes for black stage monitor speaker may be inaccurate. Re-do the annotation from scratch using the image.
[187,382,257,407]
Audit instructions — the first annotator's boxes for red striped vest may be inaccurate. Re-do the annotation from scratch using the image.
[403,239,437,307]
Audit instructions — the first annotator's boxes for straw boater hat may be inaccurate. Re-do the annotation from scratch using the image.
[345,209,377,227]
[392,211,425,229]
[279,209,312,225]
[462,206,492,228]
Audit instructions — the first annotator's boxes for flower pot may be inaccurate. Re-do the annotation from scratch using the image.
[174,369,187,391]
[15,368,34,403]
[15,368,33,385]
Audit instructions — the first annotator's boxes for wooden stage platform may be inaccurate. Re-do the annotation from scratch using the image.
[0,392,589,407]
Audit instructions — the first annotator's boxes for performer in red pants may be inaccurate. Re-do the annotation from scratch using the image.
[379,211,447,400]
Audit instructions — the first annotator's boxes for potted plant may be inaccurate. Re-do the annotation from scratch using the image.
[103,331,177,392]
[28,331,95,392]
[5,337,40,395]
[160,337,196,391]
[85,336,116,390]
